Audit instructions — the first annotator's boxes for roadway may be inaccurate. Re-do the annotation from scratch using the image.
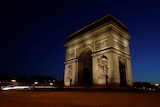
[0,91,160,107]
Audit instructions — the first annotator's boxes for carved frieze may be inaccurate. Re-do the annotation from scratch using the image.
[114,40,128,52]
[67,49,75,59]
[95,38,109,50]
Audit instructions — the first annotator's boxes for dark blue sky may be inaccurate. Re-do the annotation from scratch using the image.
[1,0,160,83]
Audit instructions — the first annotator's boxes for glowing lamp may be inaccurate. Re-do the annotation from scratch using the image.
[34,82,38,85]
[155,83,159,86]
[50,83,53,85]
[11,79,16,82]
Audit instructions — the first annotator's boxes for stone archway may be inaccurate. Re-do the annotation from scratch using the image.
[78,48,92,85]
[64,14,133,86]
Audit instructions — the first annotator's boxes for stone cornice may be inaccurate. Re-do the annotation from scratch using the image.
[64,23,131,48]
[66,14,128,42]
[64,58,78,64]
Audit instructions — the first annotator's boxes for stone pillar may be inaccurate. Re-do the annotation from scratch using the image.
[126,59,133,86]
[112,53,120,86]
[64,59,78,86]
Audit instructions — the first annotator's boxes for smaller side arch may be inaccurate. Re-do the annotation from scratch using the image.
[119,57,127,86]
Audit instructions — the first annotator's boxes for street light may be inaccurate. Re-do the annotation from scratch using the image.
[50,83,53,85]
[11,79,16,82]
[155,83,159,87]
[34,81,38,85]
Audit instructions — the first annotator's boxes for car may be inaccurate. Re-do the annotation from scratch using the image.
[1,85,30,91]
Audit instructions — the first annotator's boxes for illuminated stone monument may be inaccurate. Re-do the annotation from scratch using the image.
[64,14,133,86]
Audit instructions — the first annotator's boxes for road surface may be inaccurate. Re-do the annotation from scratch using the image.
[0,91,160,107]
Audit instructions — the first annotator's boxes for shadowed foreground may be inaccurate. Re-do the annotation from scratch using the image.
[0,91,160,107]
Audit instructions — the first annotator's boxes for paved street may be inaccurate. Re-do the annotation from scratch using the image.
[0,91,160,107]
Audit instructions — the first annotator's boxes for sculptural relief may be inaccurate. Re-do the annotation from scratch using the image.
[114,40,128,52]
[67,49,75,59]
[66,65,72,80]
[97,55,108,79]
[95,38,109,50]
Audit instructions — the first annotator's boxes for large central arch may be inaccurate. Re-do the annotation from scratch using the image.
[78,48,92,85]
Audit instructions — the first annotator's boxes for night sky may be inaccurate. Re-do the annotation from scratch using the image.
[1,0,160,83]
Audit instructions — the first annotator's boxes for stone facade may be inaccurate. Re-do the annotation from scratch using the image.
[64,14,133,86]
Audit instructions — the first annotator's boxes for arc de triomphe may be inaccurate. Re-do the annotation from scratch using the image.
[64,14,133,86]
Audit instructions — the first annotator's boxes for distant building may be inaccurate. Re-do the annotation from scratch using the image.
[64,14,133,86]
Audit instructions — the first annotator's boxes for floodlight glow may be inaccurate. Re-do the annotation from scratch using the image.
[155,83,159,86]
[11,79,16,82]
[34,82,38,84]
[50,83,53,85]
